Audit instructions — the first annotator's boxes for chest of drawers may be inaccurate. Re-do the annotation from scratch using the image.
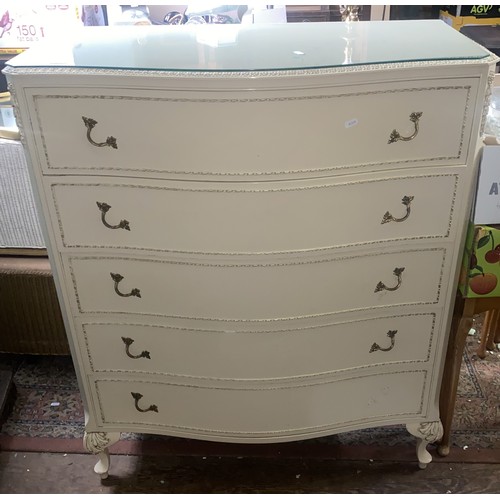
[5,20,497,477]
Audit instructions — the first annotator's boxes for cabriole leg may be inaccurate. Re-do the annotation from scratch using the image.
[83,431,121,479]
[406,421,443,469]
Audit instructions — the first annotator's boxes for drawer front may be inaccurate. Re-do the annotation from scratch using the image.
[65,249,448,321]
[31,79,474,179]
[49,173,458,254]
[82,313,437,379]
[92,370,427,439]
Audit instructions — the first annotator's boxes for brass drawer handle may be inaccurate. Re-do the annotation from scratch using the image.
[381,196,414,224]
[369,330,397,353]
[388,112,422,144]
[96,202,130,231]
[131,392,158,413]
[374,267,405,293]
[82,116,118,149]
[121,337,151,360]
[110,273,141,298]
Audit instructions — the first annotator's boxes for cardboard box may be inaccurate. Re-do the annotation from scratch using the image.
[473,143,500,224]
[442,5,500,18]
[459,223,500,297]
[439,9,500,30]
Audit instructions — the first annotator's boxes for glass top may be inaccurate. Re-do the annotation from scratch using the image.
[7,20,491,73]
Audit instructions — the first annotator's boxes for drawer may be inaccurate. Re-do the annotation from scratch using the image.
[48,173,459,254]
[65,248,448,321]
[81,313,437,379]
[30,79,475,179]
[92,370,427,440]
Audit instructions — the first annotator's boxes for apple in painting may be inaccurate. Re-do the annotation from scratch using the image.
[469,273,498,295]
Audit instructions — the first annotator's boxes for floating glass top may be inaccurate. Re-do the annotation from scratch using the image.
[7,20,491,73]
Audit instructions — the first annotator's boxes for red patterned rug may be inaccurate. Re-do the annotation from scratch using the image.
[1,321,499,463]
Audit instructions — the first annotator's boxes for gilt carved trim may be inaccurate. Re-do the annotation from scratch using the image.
[80,313,437,379]
[4,54,497,79]
[33,86,470,176]
[49,173,459,255]
[92,370,428,435]
[67,248,447,321]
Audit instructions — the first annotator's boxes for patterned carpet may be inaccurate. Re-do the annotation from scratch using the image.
[1,321,499,455]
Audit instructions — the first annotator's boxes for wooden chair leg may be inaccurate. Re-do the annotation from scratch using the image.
[438,296,475,457]
[477,310,491,359]
[489,311,500,346]
[487,322,497,351]
[495,319,500,344]
[478,309,499,359]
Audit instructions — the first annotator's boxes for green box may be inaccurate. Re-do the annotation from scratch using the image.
[460,223,500,297]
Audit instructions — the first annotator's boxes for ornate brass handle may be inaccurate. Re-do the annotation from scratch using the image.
[110,273,141,298]
[369,330,397,353]
[96,202,130,231]
[381,196,414,224]
[374,267,405,293]
[82,116,118,149]
[388,112,422,144]
[131,392,158,413]
[121,337,151,360]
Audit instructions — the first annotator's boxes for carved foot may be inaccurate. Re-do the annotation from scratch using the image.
[83,431,121,479]
[406,421,443,469]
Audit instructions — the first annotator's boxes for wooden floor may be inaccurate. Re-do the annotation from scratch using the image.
[1,451,500,493]
[1,349,499,494]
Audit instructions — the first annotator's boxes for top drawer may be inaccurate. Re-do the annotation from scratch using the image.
[28,78,476,180]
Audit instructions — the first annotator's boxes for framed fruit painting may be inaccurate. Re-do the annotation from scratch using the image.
[460,224,500,297]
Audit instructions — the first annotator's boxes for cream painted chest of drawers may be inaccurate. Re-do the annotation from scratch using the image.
[5,20,497,477]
